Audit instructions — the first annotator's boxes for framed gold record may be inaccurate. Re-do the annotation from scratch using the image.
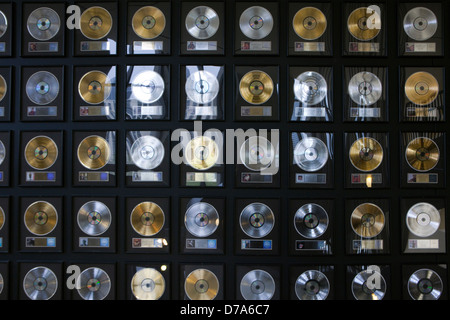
[184,136,219,171]
[184,268,219,300]
[77,135,111,170]
[130,201,165,237]
[24,135,58,170]
[349,137,383,172]
[24,201,58,236]
[78,70,112,105]
[293,7,327,40]
[132,6,165,40]
[351,203,385,238]
[80,6,113,40]
[404,72,439,106]
[405,137,439,172]
[347,7,381,41]
[0,74,6,102]
[239,70,274,105]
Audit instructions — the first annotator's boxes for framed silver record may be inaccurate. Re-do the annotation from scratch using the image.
[240,202,274,239]
[185,70,219,104]
[240,269,275,300]
[294,203,329,239]
[0,11,7,38]
[130,135,165,170]
[351,269,386,300]
[185,6,220,40]
[403,7,438,41]
[293,137,328,172]
[131,70,165,104]
[76,267,111,300]
[348,71,382,106]
[293,71,327,106]
[185,202,219,238]
[239,6,273,40]
[26,7,60,41]
[406,202,440,238]
[239,136,275,172]
[0,139,5,166]
[407,268,443,300]
[295,270,330,300]
[25,71,59,105]
[77,201,112,236]
[23,266,58,300]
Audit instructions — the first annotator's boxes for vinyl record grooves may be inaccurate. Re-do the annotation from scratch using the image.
[240,136,275,171]
[405,137,439,172]
[295,270,330,300]
[24,201,58,236]
[132,6,165,40]
[77,201,111,236]
[240,269,275,300]
[131,268,165,300]
[292,7,327,40]
[404,72,439,106]
[349,137,383,172]
[239,70,274,105]
[77,135,111,170]
[185,6,219,40]
[294,137,328,172]
[27,7,60,41]
[348,71,382,106]
[185,70,219,104]
[80,6,112,40]
[406,202,440,237]
[294,203,329,239]
[23,266,58,300]
[240,202,274,238]
[0,139,5,166]
[0,11,7,38]
[185,202,219,238]
[185,268,219,300]
[0,74,6,102]
[408,268,443,300]
[24,136,58,170]
[131,70,165,104]
[347,7,381,41]
[403,7,438,41]
[293,71,327,106]
[352,269,386,300]
[130,136,165,170]
[239,6,273,40]
[76,267,111,300]
[130,202,164,236]
[351,203,385,238]
[184,136,219,171]
[26,71,59,105]
[78,70,112,105]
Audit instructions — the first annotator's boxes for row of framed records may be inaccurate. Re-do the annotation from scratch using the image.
[0,65,445,122]
[0,131,445,189]
[0,2,445,57]
[0,196,446,256]
[0,262,447,300]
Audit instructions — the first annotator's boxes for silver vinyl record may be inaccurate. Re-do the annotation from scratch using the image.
[185,202,219,238]
[239,6,273,40]
[403,7,438,41]
[406,202,440,237]
[294,203,329,239]
[240,269,275,300]
[27,7,61,41]
[0,11,7,38]
[130,135,165,170]
[294,137,329,172]
[348,71,382,106]
[407,268,443,300]
[23,266,58,300]
[185,70,219,104]
[351,269,386,300]
[295,270,330,300]
[240,136,275,172]
[77,201,111,236]
[293,71,327,106]
[240,202,274,239]
[26,71,59,105]
[185,6,220,40]
[131,70,165,104]
[76,267,111,300]
[0,273,3,295]
[0,139,5,166]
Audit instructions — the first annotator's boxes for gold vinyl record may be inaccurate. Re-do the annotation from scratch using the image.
[347,7,381,41]
[24,136,58,170]
[405,137,439,172]
[78,70,112,105]
[0,206,4,231]
[132,6,166,40]
[24,201,58,236]
[351,203,385,238]
[131,268,165,300]
[293,7,327,40]
[184,268,219,300]
[239,70,274,105]
[0,74,6,102]
[404,72,439,106]
[130,201,164,236]
[349,137,383,172]
[184,136,219,171]
[77,135,111,170]
[80,6,113,40]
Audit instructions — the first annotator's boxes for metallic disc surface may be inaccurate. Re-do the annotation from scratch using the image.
[239,70,274,105]
[132,6,166,40]
[240,202,274,238]
[294,137,329,172]
[405,137,439,172]
[295,270,330,300]
[27,7,60,41]
[77,267,111,300]
[184,136,219,171]
[130,201,165,236]
[352,269,386,300]
[23,266,58,300]
[185,6,220,40]
[131,70,165,104]
[347,7,381,41]
[294,203,329,239]
[0,74,6,102]
[130,135,165,170]
[292,7,327,40]
[0,139,5,166]
[185,202,219,238]
[131,268,165,300]
[80,6,113,40]
[77,201,111,236]
[184,268,219,300]
[404,71,439,106]
[0,206,4,231]
[403,7,438,41]
[240,136,275,172]
[408,268,443,300]
[24,201,58,236]
[185,70,219,104]
[78,70,112,105]
[26,71,59,105]
[0,11,7,38]
[0,273,3,295]
[406,202,440,237]
[240,269,275,300]
[77,135,111,170]
[351,203,385,238]
[348,71,382,106]
[349,137,384,172]
[293,71,327,106]
[239,6,273,40]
